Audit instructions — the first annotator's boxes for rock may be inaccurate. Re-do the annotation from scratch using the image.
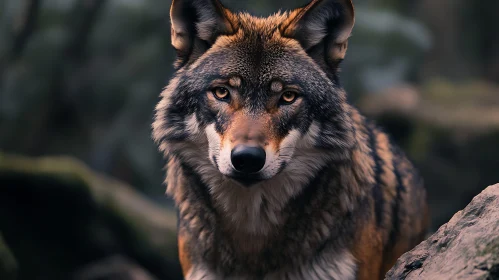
[385,184,499,280]
[0,153,182,280]
[0,234,17,280]
[73,255,157,280]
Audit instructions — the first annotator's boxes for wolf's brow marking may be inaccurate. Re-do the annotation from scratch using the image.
[229,76,242,88]
[270,80,284,93]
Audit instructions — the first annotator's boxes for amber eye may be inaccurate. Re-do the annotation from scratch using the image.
[212,87,230,101]
[280,91,297,104]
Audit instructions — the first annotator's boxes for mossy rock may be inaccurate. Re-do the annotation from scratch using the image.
[0,233,17,280]
[0,153,182,280]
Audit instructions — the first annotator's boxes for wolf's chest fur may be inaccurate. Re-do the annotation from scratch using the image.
[153,0,429,279]
[169,155,364,279]
[187,249,357,280]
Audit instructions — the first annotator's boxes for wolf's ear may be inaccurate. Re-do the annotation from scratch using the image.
[280,0,354,71]
[170,0,237,68]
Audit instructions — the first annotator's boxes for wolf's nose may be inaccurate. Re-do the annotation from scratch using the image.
[231,145,266,173]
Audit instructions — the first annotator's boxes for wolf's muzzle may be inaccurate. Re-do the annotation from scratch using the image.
[230,145,266,174]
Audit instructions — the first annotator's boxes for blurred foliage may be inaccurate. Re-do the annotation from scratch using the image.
[0,0,441,195]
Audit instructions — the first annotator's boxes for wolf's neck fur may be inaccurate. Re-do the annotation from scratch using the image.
[167,108,375,275]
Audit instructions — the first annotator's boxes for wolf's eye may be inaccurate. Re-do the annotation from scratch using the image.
[280,91,297,104]
[212,87,230,101]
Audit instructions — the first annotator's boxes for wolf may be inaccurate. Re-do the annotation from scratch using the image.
[152,0,429,279]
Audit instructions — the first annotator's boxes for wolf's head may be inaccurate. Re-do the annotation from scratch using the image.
[153,0,356,206]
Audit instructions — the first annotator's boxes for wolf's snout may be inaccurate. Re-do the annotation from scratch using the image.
[230,145,266,173]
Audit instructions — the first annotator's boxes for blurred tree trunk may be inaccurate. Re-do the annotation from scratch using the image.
[417,0,499,83]
[465,0,499,83]
[28,0,108,155]
[65,0,107,60]
[0,0,40,91]
[10,0,40,60]
[417,0,468,80]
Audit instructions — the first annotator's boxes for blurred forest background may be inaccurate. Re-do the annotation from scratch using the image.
[0,0,498,279]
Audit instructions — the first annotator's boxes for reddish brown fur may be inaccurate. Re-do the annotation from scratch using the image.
[352,220,384,280]
[178,230,193,276]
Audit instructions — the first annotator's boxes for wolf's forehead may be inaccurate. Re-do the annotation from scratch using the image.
[210,36,308,84]
[214,48,299,87]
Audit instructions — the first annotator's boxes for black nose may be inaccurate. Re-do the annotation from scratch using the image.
[230,145,266,173]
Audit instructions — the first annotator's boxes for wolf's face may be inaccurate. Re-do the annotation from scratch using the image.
[154,0,355,193]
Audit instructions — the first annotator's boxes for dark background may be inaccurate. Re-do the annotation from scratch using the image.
[0,0,498,279]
